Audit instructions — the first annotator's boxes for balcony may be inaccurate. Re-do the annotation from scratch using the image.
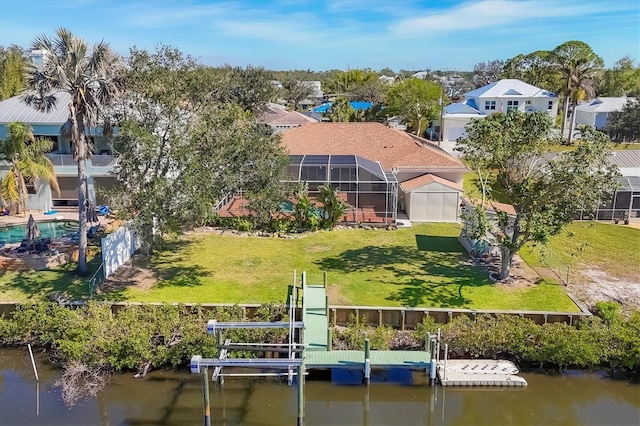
[46,153,118,174]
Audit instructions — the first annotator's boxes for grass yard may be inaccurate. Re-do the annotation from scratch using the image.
[520,221,640,281]
[108,223,577,311]
[462,172,512,204]
[547,143,640,152]
[0,253,101,302]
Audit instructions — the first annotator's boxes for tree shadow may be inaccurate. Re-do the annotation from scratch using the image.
[0,253,102,301]
[315,234,493,308]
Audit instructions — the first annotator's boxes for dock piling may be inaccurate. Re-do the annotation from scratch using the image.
[202,366,211,426]
[297,362,305,425]
[364,338,371,385]
[443,344,448,381]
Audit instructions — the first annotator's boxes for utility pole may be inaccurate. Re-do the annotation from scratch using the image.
[437,82,445,147]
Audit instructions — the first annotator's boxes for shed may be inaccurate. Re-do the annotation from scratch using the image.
[401,174,463,222]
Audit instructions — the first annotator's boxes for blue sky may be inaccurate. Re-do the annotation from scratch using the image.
[0,0,638,71]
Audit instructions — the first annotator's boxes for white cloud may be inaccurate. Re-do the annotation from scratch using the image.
[391,0,636,36]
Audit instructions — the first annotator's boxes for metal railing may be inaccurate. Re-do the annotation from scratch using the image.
[45,153,118,168]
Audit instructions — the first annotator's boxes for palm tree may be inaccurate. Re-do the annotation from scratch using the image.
[21,28,123,273]
[550,41,604,144]
[0,122,59,215]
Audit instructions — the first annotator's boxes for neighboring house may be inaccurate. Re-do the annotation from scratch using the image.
[576,150,640,222]
[279,122,468,223]
[442,79,559,142]
[574,97,634,130]
[0,92,118,211]
[264,110,319,134]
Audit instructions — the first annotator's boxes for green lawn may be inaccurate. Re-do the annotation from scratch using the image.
[0,253,101,302]
[462,172,512,204]
[520,221,640,281]
[99,223,576,311]
[0,224,581,311]
[547,143,640,152]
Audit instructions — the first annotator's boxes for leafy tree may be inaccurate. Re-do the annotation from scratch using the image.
[327,96,363,122]
[384,78,441,136]
[0,122,59,215]
[110,46,287,246]
[599,56,640,97]
[379,67,396,77]
[472,59,505,88]
[502,50,559,91]
[22,28,124,274]
[209,65,275,113]
[279,78,315,111]
[605,99,640,142]
[317,184,349,228]
[550,41,604,144]
[323,69,379,100]
[456,111,619,280]
[0,45,27,100]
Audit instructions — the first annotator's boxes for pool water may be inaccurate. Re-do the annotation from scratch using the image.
[0,220,78,244]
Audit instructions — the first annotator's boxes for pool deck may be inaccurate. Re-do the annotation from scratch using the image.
[0,210,108,227]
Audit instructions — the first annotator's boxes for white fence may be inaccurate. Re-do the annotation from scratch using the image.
[101,224,141,279]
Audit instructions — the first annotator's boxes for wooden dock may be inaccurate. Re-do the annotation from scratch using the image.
[302,281,431,373]
[437,359,527,387]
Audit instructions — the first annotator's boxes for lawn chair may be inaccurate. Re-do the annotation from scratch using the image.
[97,205,111,216]
[87,225,99,238]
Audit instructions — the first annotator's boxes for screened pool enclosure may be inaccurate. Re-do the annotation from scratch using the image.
[575,176,640,221]
[284,155,398,224]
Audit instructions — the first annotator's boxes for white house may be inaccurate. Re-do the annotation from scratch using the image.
[442,79,559,142]
[573,97,634,130]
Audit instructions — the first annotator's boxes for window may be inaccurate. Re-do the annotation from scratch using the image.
[484,100,496,110]
[506,100,519,111]
[526,100,532,105]
[25,178,37,195]
[548,101,553,110]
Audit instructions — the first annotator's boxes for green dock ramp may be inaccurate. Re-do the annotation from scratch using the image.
[303,284,328,351]
[301,281,431,370]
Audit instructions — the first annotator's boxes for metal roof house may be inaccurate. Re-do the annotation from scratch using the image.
[574,97,635,130]
[0,93,118,212]
[441,79,559,142]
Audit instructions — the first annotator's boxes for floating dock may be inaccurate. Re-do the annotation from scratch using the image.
[436,359,527,387]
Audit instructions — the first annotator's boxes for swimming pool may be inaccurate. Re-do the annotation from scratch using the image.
[0,220,78,244]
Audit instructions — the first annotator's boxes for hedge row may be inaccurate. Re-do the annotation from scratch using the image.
[0,302,288,371]
[1,302,638,376]
[333,302,640,374]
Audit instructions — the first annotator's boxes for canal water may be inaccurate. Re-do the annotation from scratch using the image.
[1,349,638,425]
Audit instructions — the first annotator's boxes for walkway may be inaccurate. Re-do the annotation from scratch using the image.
[301,282,431,370]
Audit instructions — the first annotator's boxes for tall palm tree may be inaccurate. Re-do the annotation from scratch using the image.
[21,28,123,273]
[0,122,60,215]
[550,41,604,144]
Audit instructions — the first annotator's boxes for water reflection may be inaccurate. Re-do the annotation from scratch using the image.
[1,349,638,425]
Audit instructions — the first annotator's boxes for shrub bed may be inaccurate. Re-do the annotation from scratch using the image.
[333,302,640,376]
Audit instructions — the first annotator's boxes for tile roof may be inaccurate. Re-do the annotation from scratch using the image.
[281,122,467,171]
[464,79,557,99]
[400,173,463,192]
[0,92,71,125]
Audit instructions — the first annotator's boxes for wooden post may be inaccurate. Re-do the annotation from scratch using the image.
[401,309,406,331]
[323,271,327,288]
[297,362,305,425]
[202,366,211,426]
[364,338,371,385]
[325,295,329,319]
[327,328,332,351]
